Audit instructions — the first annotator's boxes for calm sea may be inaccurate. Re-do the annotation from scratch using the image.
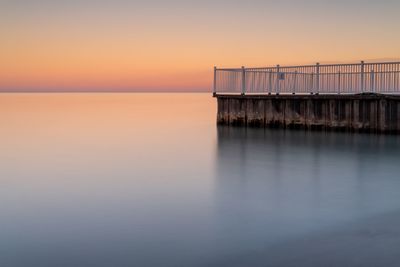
[1,93,400,267]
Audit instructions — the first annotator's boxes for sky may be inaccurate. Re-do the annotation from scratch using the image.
[1,0,400,92]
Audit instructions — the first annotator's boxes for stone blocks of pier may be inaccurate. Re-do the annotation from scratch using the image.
[216,94,400,133]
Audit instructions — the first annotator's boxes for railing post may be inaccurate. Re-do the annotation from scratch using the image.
[276,65,280,95]
[241,66,246,95]
[310,72,314,94]
[293,71,297,94]
[316,62,320,94]
[371,69,375,93]
[213,66,217,96]
[361,61,365,93]
[338,71,341,94]
[268,70,272,95]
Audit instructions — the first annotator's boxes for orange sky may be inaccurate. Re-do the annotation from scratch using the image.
[1,0,399,92]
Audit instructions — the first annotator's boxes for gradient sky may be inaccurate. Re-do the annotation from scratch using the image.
[1,0,400,92]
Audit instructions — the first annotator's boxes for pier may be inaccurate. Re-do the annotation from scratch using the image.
[213,61,400,133]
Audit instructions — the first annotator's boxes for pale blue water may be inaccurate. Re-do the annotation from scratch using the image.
[1,93,400,266]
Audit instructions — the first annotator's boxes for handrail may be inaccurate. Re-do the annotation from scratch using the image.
[213,61,400,95]
[217,62,400,71]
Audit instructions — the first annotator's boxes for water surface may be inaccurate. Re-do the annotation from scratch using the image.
[1,93,400,266]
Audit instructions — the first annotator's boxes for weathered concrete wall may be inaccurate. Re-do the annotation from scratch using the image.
[216,94,400,133]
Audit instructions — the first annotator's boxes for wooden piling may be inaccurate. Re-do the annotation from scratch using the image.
[215,93,400,134]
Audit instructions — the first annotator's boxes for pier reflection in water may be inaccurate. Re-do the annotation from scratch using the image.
[214,127,400,266]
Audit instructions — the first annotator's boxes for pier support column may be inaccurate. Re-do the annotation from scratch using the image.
[215,94,400,134]
[370,100,378,132]
[285,100,294,127]
[217,98,229,124]
[306,99,314,129]
[246,99,265,126]
[353,100,360,131]
[328,100,336,128]
[379,99,386,132]
[229,98,247,125]
[265,99,273,126]
[397,102,400,131]
[345,101,352,131]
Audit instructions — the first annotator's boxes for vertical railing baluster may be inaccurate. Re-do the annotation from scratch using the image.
[361,61,365,93]
[263,70,266,93]
[316,62,320,94]
[310,72,314,94]
[252,70,256,93]
[269,70,272,95]
[371,69,375,93]
[397,63,399,93]
[276,65,280,95]
[213,66,217,95]
[241,66,246,96]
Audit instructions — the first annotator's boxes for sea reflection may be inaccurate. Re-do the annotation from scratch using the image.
[213,126,400,266]
[1,93,400,266]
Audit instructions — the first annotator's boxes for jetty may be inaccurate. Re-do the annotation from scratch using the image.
[213,61,400,133]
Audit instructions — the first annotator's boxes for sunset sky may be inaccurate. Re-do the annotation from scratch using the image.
[1,0,399,92]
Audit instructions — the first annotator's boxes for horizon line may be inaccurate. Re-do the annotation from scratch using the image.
[0,90,211,93]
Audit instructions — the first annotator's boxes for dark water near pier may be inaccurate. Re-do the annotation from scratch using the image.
[1,93,400,266]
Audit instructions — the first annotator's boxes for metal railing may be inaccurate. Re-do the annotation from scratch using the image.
[213,61,400,95]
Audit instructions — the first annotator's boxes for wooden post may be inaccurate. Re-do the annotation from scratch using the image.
[316,62,320,94]
[241,66,246,96]
[213,66,217,96]
[276,65,280,95]
[361,61,365,93]
[371,69,375,93]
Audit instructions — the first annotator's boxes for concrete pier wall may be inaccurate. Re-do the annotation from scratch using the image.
[216,94,400,133]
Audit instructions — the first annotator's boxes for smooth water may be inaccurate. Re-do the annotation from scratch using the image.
[1,93,400,267]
